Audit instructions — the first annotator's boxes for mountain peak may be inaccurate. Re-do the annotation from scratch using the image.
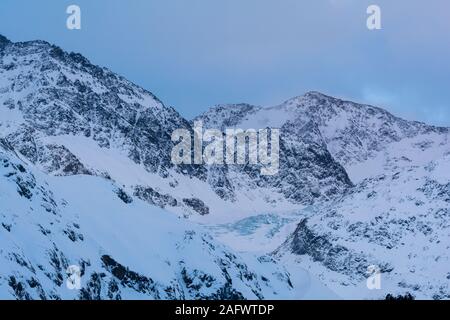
[278,91,338,108]
[303,91,331,99]
[0,34,11,46]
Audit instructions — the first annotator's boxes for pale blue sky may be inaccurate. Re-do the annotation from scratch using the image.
[0,0,449,125]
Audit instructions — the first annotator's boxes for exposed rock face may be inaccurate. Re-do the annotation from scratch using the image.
[277,219,392,281]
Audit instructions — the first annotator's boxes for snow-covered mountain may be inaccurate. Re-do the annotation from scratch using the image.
[0,34,334,300]
[0,34,213,218]
[197,91,448,179]
[0,35,354,223]
[198,92,450,299]
[1,34,449,300]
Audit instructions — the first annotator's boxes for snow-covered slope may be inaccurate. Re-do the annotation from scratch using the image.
[197,94,450,300]
[0,34,232,219]
[274,154,450,299]
[1,33,449,300]
[0,138,295,299]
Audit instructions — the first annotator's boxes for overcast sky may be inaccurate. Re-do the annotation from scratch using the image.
[0,0,449,125]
